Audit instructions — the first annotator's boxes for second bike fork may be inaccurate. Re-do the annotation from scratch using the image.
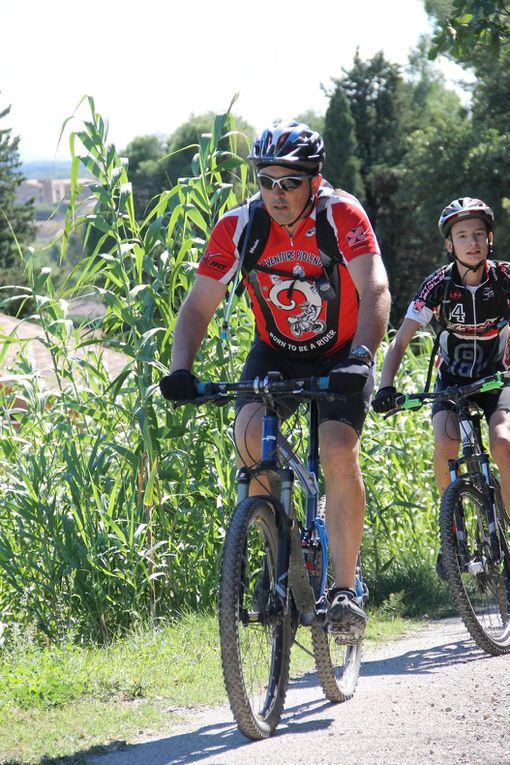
[449,414,502,565]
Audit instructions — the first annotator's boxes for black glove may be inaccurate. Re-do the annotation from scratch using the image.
[159,369,198,402]
[372,386,398,413]
[328,359,371,395]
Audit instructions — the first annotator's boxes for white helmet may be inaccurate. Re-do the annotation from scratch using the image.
[438,197,494,237]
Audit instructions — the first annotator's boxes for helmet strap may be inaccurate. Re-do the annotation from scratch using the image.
[448,236,488,274]
[455,254,486,272]
[283,195,315,230]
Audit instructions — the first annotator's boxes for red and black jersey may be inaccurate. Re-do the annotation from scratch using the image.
[405,260,510,378]
[198,188,380,359]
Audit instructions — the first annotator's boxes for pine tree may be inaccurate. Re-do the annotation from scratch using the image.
[323,87,364,199]
[0,99,35,290]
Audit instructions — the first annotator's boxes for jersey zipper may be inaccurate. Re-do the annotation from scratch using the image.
[470,288,477,377]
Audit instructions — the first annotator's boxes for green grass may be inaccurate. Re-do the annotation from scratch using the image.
[0,610,424,764]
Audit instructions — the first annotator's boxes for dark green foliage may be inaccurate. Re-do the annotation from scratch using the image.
[320,44,510,321]
[124,112,256,219]
[0,98,35,298]
[327,53,418,318]
[295,109,325,133]
[322,86,364,198]
[427,0,510,62]
[366,558,452,618]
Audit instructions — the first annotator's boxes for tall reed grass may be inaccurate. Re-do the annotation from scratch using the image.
[0,100,442,644]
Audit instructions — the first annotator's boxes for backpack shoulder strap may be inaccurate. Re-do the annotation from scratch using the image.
[489,260,510,317]
[424,262,454,392]
[315,190,345,268]
[238,194,270,277]
[234,184,348,296]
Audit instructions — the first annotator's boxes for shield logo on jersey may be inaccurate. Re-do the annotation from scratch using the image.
[268,279,327,339]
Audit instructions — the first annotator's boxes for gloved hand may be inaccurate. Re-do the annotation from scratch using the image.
[159,369,198,401]
[372,386,398,413]
[328,359,371,395]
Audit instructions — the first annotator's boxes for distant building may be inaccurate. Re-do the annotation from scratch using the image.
[16,177,93,205]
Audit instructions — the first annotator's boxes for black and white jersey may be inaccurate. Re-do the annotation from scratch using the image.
[405,260,510,378]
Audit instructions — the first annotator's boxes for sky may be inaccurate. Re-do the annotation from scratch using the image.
[2,0,470,163]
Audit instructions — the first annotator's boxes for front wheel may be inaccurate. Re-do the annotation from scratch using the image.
[219,496,293,740]
[440,478,510,655]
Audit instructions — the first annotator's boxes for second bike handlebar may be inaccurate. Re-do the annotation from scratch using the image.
[391,370,510,414]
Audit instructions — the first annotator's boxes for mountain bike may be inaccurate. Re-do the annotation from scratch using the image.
[186,373,368,740]
[391,370,510,656]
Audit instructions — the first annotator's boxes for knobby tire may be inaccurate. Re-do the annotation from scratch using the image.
[311,624,362,702]
[310,499,363,701]
[219,496,293,740]
[440,478,510,655]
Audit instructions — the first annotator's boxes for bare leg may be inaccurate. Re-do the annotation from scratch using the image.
[489,410,510,511]
[432,410,460,494]
[234,402,271,495]
[319,420,364,591]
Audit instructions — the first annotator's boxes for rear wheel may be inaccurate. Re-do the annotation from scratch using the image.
[310,499,364,700]
[440,478,510,655]
[219,496,293,739]
[311,623,363,701]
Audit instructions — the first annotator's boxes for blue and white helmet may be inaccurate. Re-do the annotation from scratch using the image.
[248,120,324,173]
[438,197,495,237]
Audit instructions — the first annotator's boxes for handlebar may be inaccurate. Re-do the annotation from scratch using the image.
[197,374,330,397]
[175,374,338,407]
[391,370,510,415]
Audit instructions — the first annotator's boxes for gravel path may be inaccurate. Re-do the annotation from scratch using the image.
[86,617,510,765]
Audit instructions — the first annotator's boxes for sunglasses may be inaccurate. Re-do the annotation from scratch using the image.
[257,173,311,192]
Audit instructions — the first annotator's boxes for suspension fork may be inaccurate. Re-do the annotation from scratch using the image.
[305,399,329,597]
[479,452,503,563]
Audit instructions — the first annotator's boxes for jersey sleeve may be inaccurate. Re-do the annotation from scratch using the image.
[197,210,244,285]
[404,268,446,327]
[496,261,510,287]
[326,194,381,263]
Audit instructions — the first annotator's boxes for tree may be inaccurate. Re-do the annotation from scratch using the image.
[322,48,491,321]
[124,113,256,219]
[427,0,510,62]
[123,134,166,219]
[338,52,410,223]
[163,112,255,186]
[295,110,324,133]
[322,87,364,198]
[0,99,35,297]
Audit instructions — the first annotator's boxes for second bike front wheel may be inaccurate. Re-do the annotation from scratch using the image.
[219,495,293,740]
[440,477,510,655]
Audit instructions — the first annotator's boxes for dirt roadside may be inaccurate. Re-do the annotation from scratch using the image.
[86,617,510,765]
[0,311,127,394]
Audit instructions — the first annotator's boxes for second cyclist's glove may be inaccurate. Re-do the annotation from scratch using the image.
[372,386,398,413]
[159,369,198,402]
[328,359,371,395]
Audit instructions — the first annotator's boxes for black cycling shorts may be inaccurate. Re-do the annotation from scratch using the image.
[235,340,375,436]
[432,371,510,422]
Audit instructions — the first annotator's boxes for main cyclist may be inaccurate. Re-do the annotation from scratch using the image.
[160,120,390,638]
[373,197,510,532]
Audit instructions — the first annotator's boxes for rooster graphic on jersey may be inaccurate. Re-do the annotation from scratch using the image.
[268,269,327,339]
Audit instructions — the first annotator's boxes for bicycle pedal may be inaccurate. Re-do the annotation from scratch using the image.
[330,629,364,646]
